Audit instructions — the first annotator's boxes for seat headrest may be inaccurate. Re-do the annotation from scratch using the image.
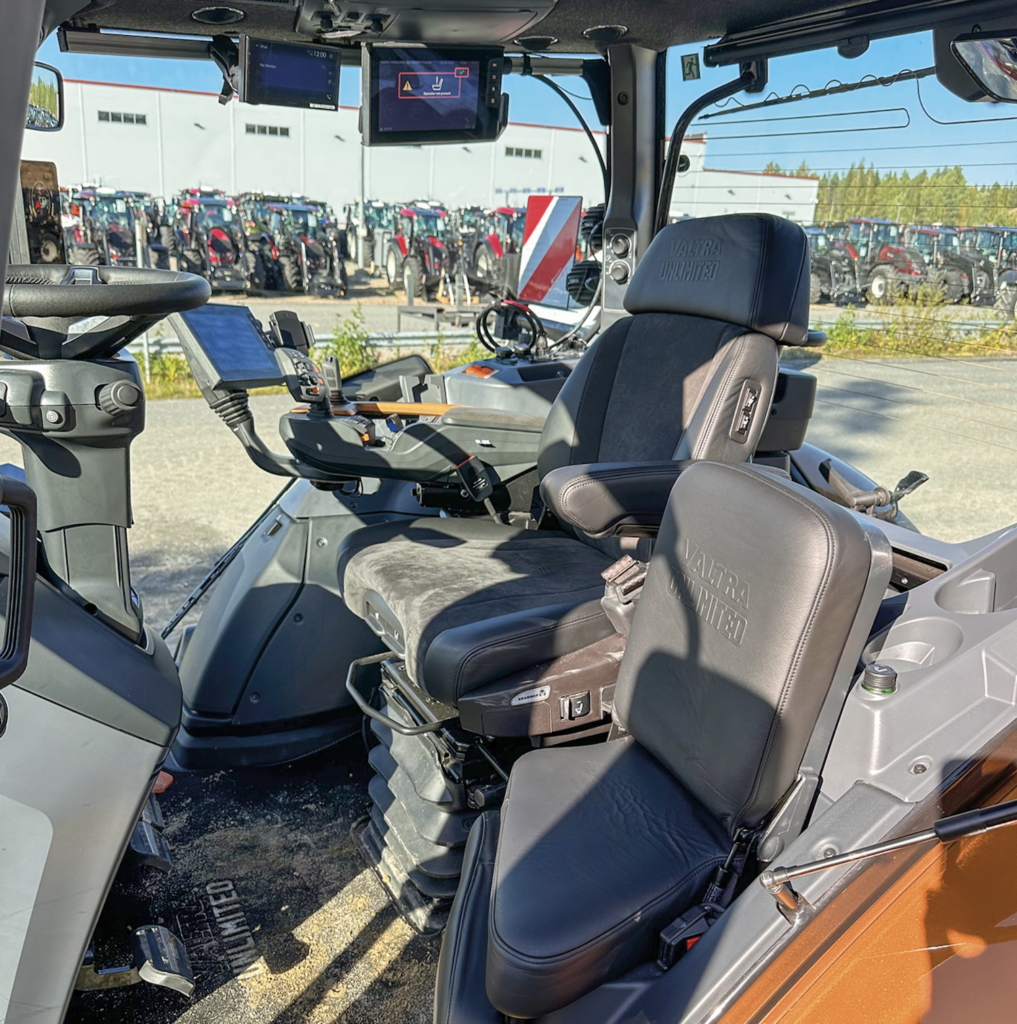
[623,214,811,346]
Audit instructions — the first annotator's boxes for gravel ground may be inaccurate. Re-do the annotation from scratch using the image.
[11,343,1014,1024]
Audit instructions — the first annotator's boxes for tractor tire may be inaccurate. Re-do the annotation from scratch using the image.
[158,225,176,257]
[179,249,205,277]
[475,245,494,281]
[402,255,425,299]
[338,259,349,297]
[866,267,896,304]
[246,250,267,292]
[278,253,302,293]
[386,247,400,286]
[995,283,1017,320]
[809,271,822,305]
[68,244,102,267]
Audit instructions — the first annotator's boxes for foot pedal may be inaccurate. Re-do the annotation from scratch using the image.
[142,793,165,830]
[128,820,173,873]
[131,925,195,997]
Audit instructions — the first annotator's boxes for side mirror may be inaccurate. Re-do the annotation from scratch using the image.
[26,62,63,131]
[951,32,1017,102]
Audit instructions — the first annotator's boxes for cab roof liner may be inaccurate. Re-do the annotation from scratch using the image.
[47,0,1012,55]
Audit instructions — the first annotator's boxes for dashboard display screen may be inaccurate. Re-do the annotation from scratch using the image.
[378,58,480,133]
[175,304,283,390]
[242,38,340,111]
[363,45,504,146]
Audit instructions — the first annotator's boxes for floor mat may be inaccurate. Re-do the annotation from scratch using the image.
[67,732,440,1024]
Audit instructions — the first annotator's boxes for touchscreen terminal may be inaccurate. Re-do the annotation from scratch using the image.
[174,304,284,390]
[241,38,340,110]
[363,45,504,146]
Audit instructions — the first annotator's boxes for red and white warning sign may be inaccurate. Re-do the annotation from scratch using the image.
[517,195,582,307]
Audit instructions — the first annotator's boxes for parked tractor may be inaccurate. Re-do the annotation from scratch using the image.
[457,206,526,296]
[826,217,928,301]
[903,225,994,304]
[172,193,247,292]
[385,206,451,300]
[345,200,395,269]
[958,225,1017,315]
[804,226,858,304]
[66,189,142,267]
[265,202,344,297]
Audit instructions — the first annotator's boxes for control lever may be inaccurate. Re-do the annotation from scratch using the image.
[319,353,345,402]
[822,460,928,515]
[275,348,331,414]
[453,454,500,522]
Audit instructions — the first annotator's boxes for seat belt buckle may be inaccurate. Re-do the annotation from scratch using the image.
[601,555,648,603]
[601,555,649,636]
[657,904,713,970]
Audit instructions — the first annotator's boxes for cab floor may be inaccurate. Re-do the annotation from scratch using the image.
[67,725,439,1024]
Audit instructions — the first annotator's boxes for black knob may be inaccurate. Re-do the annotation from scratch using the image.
[98,381,142,417]
[610,234,630,257]
[609,261,630,284]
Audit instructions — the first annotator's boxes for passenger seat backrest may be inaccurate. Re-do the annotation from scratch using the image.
[536,213,811,481]
[614,462,892,837]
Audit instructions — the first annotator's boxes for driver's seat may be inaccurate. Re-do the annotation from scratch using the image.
[338,213,811,713]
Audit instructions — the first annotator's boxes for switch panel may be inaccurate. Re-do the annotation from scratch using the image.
[729,381,762,443]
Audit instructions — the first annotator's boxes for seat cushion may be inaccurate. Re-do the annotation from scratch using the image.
[486,737,729,1018]
[338,518,617,705]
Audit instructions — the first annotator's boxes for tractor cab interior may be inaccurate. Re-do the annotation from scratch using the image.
[6,2,1017,1024]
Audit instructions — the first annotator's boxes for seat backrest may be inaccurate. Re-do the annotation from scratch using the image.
[537,213,811,482]
[613,462,892,839]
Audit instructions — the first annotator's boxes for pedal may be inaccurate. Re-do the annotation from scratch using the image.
[75,941,140,991]
[131,925,195,997]
[142,793,165,830]
[128,820,173,873]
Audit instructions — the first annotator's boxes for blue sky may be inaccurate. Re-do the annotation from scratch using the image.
[37,31,1017,186]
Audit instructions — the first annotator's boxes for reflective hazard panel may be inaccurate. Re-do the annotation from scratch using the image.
[517,195,582,307]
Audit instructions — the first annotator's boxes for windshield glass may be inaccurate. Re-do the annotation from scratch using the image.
[286,209,319,233]
[91,197,134,228]
[412,212,445,238]
[662,32,1017,544]
[199,204,233,227]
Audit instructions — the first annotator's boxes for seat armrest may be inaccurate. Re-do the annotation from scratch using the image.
[540,461,691,538]
[439,407,546,432]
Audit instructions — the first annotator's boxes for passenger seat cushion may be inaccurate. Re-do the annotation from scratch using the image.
[486,738,728,1019]
[338,518,617,703]
[615,462,879,836]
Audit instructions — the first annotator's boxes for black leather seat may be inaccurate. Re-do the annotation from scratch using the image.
[340,213,811,709]
[435,461,892,1021]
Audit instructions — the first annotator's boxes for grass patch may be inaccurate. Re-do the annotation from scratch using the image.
[787,287,1017,360]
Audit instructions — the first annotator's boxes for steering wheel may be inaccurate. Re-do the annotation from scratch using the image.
[2,265,211,360]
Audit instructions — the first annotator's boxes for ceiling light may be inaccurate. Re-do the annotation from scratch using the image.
[582,25,628,45]
[191,6,245,25]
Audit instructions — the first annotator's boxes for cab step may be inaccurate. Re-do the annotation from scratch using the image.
[128,820,173,873]
[76,926,194,998]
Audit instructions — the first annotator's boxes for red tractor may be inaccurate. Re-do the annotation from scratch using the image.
[385,206,451,301]
[826,217,928,302]
[460,206,526,296]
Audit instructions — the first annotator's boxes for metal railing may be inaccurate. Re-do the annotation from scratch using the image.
[126,329,477,382]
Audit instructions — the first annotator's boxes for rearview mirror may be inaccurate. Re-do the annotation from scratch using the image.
[26,62,63,131]
[951,32,1017,103]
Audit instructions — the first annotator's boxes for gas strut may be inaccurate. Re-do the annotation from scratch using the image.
[760,797,1017,921]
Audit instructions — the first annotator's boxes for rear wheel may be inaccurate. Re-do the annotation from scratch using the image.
[278,253,302,292]
[246,250,267,292]
[809,271,822,305]
[179,249,205,277]
[403,255,425,299]
[866,267,895,303]
[68,243,101,267]
[386,248,399,286]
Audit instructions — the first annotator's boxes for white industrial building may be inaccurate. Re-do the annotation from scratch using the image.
[22,79,818,222]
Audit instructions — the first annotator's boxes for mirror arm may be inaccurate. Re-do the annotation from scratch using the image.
[653,60,767,236]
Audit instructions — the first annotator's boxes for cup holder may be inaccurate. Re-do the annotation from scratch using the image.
[862,616,963,675]
[935,569,998,615]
